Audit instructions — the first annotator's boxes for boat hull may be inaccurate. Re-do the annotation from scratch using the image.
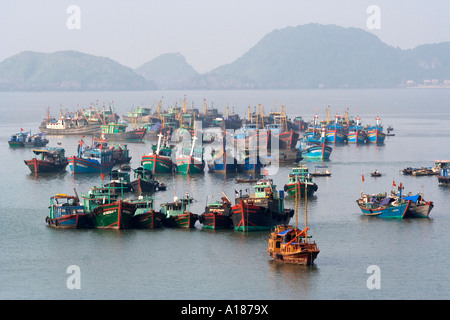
[231,201,294,231]
[25,158,68,173]
[90,200,136,229]
[130,178,159,193]
[325,131,346,144]
[176,156,205,174]
[300,144,332,159]
[405,202,434,218]
[357,201,410,218]
[162,212,198,228]
[142,154,174,173]
[68,156,115,174]
[131,210,165,228]
[268,249,319,265]
[367,130,386,144]
[45,214,91,229]
[39,124,101,135]
[97,128,147,141]
[207,161,237,174]
[347,131,367,144]
[283,182,318,197]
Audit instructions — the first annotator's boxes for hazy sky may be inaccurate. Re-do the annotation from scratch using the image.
[1,0,449,73]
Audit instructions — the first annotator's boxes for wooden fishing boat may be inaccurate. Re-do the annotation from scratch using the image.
[130,195,165,228]
[403,194,434,218]
[81,186,135,229]
[130,167,161,193]
[268,180,319,265]
[46,191,90,229]
[356,184,410,218]
[347,116,367,144]
[142,133,175,173]
[299,128,332,160]
[311,165,331,177]
[325,114,347,144]
[176,136,205,174]
[232,179,294,231]
[104,169,132,194]
[198,194,234,229]
[9,130,49,148]
[160,193,198,228]
[283,165,318,197]
[366,116,386,144]
[68,137,115,174]
[24,147,68,173]
[97,122,147,141]
[122,106,153,123]
[111,144,132,164]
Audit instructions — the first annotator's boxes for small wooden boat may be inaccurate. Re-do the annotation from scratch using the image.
[371,170,382,177]
[46,190,90,229]
[283,165,318,197]
[24,147,68,173]
[311,165,331,177]
[268,181,319,265]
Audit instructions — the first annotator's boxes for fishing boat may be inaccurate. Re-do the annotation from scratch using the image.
[411,167,436,176]
[160,193,198,228]
[176,136,205,174]
[9,130,49,148]
[122,106,153,123]
[232,179,294,231]
[141,133,175,173]
[46,191,90,229]
[283,165,318,197]
[371,169,382,177]
[235,148,266,174]
[130,195,165,228]
[347,116,367,144]
[111,144,132,164]
[24,147,68,173]
[235,176,258,183]
[104,169,132,194]
[436,160,450,184]
[402,194,434,218]
[97,122,147,141]
[39,110,102,135]
[208,133,237,173]
[366,116,386,144]
[68,138,115,174]
[267,181,319,265]
[81,185,135,229]
[198,194,234,229]
[356,184,410,218]
[325,114,346,144]
[311,165,331,177]
[299,128,332,160]
[130,167,161,193]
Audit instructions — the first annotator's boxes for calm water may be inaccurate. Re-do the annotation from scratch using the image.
[1,89,449,300]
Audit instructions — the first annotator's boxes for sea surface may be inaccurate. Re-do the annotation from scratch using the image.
[1,89,449,300]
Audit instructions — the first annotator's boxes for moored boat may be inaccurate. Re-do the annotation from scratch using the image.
[299,128,332,160]
[198,194,234,229]
[283,165,318,197]
[311,165,331,177]
[130,195,165,228]
[24,147,68,173]
[232,179,294,231]
[46,191,90,229]
[97,122,147,141]
[68,137,115,174]
[347,116,367,144]
[9,130,49,148]
[176,136,205,174]
[356,184,410,218]
[81,186,135,229]
[141,133,175,173]
[130,167,161,193]
[366,116,386,144]
[160,193,198,228]
[104,169,132,194]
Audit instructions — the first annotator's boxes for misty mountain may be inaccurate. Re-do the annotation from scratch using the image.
[206,23,450,88]
[0,50,155,91]
[1,24,449,91]
[134,53,200,89]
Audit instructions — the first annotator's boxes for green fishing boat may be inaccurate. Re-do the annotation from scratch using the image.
[81,186,135,229]
[176,136,205,174]
[130,195,165,228]
[283,165,318,197]
[142,133,175,173]
[160,193,198,228]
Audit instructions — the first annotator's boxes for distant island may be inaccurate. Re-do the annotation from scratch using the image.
[1,24,449,91]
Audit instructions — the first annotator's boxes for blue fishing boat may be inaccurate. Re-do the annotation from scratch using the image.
[347,116,367,144]
[68,137,115,174]
[9,130,49,148]
[356,184,410,218]
[366,115,386,144]
[208,133,237,173]
[325,114,346,144]
[46,192,90,228]
[299,129,332,160]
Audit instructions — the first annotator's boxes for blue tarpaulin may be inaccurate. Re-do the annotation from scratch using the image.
[403,194,420,202]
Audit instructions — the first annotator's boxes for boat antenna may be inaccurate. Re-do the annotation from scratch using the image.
[304,179,308,240]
